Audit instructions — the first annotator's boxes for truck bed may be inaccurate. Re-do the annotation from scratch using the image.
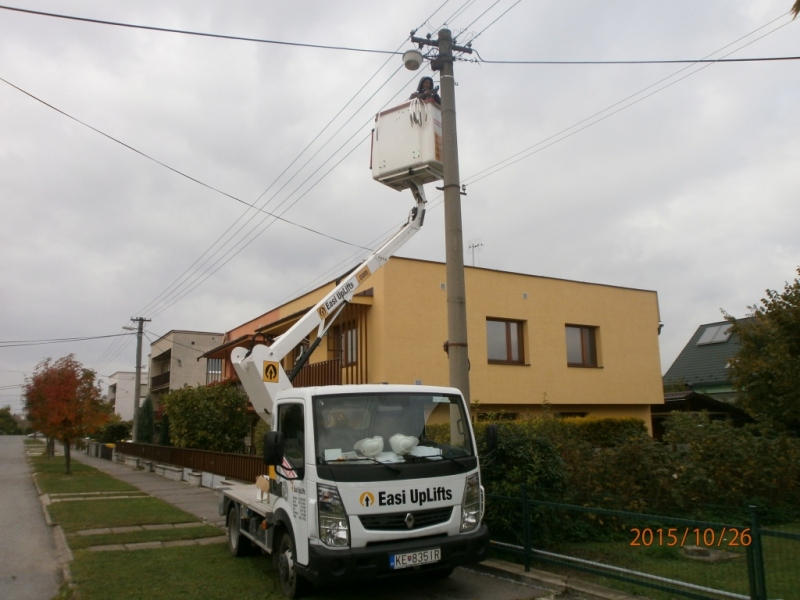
[219,480,273,518]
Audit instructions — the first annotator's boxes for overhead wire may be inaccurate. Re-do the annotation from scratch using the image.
[0,76,372,252]
[0,5,400,55]
[0,333,135,348]
[133,5,451,320]
[462,12,795,187]
[141,67,406,318]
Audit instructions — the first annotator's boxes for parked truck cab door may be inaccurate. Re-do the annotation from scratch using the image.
[275,402,310,565]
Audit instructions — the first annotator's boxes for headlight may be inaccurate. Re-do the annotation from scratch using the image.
[460,473,482,532]
[318,484,350,547]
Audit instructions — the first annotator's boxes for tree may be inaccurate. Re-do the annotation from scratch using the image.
[726,268,800,432]
[95,414,132,443]
[23,355,109,474]
[136,394,155,443]
[0,406,21,435]
[158,413,171,446]
[161,382,250,453]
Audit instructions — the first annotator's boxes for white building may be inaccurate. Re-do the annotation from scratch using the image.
[107,371,149,421]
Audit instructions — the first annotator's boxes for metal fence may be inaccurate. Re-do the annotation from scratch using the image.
[486,487,800,600]
[115,442,264,483]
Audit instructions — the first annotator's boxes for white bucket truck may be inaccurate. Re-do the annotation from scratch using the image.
[219,98,490,597]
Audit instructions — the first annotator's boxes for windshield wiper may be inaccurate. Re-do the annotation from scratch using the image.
[320,453,401,473]
[406,452,468,470]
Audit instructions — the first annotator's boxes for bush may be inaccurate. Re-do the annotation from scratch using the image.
[161,382,250,453]
[95,417,132,443]
[477,413,800,547]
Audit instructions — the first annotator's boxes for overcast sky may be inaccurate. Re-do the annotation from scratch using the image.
[2,1,798,413]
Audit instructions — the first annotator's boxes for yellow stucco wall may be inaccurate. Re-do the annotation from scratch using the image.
[374,258,663,413]
[240,257,663,421]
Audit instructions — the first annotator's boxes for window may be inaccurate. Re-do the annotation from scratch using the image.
[486,319,524,364]
[206,358,222,385]
[331,325,357,366]
[566,325,598,367]
[278,403,305,471]
[696,324,732,346]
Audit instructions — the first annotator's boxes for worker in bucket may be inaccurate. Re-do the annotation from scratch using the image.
[409,76,441,105]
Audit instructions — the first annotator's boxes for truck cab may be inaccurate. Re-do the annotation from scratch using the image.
[220,384,489,597]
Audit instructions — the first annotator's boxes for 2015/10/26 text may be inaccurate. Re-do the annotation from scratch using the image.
[630,527,752,547]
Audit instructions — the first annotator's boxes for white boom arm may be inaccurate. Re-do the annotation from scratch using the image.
[231,182,428,421]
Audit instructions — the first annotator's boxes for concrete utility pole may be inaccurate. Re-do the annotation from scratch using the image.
[409,29,473,402]
[129,317,150,442]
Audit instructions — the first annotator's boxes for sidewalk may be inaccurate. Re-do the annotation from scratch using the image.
[69,449,226,528]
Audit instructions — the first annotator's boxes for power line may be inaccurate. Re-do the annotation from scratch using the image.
[0,75,373,253]
[476,55,800,65]
[0,5,400,55]
[0,333,135,348]
[462,13,794,187]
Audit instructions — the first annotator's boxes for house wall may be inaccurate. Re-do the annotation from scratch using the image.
[149,331,223,403]
[107,371,149,421]
[374,258,663,420]
[216,257,663,426]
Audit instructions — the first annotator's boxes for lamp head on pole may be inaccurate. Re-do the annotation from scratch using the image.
[402,49,423,71]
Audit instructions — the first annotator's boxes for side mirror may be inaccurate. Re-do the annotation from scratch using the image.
[263,431,285,466]
[485,424,499,455]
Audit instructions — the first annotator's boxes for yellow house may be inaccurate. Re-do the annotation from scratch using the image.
[205,257,663,426]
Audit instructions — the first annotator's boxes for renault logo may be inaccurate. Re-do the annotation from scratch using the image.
[404,513,415,529]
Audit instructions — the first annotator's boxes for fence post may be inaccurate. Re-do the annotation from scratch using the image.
[746,505,767,600]
[521,484,531,572]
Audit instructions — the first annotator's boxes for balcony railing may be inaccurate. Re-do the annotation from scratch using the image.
[292,358,342,387]
[151,371,171,389]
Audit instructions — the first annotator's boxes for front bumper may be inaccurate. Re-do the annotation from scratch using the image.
[297,524,490,585]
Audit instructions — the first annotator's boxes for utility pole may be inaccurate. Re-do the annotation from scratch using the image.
[409,29,473,402]
[129,317,150,442]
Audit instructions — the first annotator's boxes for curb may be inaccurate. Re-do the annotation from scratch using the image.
[468,559,644,600]
[28,447,74,589]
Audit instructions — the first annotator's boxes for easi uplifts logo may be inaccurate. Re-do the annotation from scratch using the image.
[358,487,453,508]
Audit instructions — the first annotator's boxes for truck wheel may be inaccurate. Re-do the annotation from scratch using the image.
[227,504,252,557]
[275,530,310,598]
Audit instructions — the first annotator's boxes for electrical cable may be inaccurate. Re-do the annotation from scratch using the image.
[0,76,372,252]
[86,4,453,371]
[134,10,447,319]
[460,0,522,46]
[0,5,400,55]
[0,333,135,348]
[462,13,794,186]
[140,67,408,318]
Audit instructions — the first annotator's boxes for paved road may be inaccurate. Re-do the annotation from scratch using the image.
[0,436,61,600]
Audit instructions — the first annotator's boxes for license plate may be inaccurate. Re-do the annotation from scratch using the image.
[389,548,441,570]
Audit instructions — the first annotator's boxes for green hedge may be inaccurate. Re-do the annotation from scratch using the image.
[475,414,800,547]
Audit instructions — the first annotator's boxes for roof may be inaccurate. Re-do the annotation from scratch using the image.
[663,318,753,387]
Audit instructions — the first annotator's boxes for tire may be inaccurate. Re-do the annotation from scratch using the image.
[274,529,310,598]
[227,503,252,557]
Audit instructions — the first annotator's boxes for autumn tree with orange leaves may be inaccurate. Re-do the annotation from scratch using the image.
[24,355,109,474]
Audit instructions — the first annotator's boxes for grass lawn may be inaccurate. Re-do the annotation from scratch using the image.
[515,528,800,600]
[67,524,223,550]
[31,454,137,495]
[49,497,199,533]
[69,545,285,600]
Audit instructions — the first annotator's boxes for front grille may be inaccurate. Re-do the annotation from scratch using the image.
[359,507,453,531]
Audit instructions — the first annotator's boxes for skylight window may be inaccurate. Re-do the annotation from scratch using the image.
[696,324,732,345]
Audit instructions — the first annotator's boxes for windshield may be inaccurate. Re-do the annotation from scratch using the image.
[313,392,473,464]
